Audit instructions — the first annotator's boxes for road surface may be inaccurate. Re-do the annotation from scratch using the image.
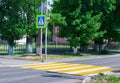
[0,54,120,83]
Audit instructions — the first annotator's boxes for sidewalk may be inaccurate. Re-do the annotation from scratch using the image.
[0,55,41,67]
[0,54,120,67]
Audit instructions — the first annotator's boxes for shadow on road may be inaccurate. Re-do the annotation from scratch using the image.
[40,71,84,80]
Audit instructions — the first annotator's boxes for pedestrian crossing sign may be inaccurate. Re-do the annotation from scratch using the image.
[36,15,46,28]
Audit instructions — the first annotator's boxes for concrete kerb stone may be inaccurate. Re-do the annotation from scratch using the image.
[53,79,82,83]
[82,76,93,83]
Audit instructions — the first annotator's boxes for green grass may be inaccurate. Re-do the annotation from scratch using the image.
[109,50,120,54]
[14,50,26,54]
[47,45,70,48]
[15,54,90,61]
[16,55,77,61]
[0,49,8,54]
[0,50,26,55]
[93,73,120,83]
[100,50,110,54]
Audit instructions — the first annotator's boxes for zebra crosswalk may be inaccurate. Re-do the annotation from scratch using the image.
[18,63,118,76]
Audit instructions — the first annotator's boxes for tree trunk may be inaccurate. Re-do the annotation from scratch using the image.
[36,29,41,55]
[118,42,120,50]
[104,39,110,50]
[94,43,98,51]
[73,47,78,54]
[84,44,88,51]
[26,36,33,53]
[8,43,14,55]
[98,44,104,53]
[70,45,73,51]
[80,44,84,51]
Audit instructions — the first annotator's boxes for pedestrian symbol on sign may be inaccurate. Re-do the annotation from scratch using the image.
[36,15,46,28]
[38,17,44,26]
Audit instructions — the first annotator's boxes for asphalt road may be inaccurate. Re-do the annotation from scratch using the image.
[0,54,120,83]
[0,56,83,83]
[0,67,82,83]
[66,55,120,68]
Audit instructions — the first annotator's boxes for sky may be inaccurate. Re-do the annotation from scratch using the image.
[48,0,53,4]
[48,0,53,9]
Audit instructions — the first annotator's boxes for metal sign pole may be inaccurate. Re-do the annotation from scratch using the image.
[40,0,43,62]
[45,0,48,60]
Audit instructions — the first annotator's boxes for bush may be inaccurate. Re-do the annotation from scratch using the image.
[93,73,120,83]
[101,50,109,54]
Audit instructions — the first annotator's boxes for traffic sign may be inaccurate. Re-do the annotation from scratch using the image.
[36,15,46,28]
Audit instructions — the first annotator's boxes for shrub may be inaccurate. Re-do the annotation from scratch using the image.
[101,50,109,54]
[93,73,120,83]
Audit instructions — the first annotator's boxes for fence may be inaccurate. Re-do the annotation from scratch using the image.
[1,42,120,55]
[0,43,26,55]
[0,43,8,55]
[0,42,71,55]
[45,43,71,55]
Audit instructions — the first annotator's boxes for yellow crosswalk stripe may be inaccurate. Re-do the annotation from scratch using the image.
[19,63,89,69]
[18,63,119,76]
[19,63,68,68]
[76,68,117,76]
[56,66,103,72]
[32,64,89,70]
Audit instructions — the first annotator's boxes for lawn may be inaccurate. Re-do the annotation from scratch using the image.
[93,73,120,83]
[15,54,86,61]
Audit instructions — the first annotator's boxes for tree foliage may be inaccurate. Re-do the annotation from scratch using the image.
[21,0,42,36]
[92,0,117,44]
[0,0,26,45]
[52,0,102,47]
[103,0,120,42]
[49,13,66,27]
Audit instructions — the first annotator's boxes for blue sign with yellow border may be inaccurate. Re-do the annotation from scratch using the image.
[36,15,46,28]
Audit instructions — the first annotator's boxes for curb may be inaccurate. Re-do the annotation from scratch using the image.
[82,76,93,83]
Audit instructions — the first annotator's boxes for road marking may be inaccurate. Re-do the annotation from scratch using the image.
[18,63,119,76]
[76,68,117,76]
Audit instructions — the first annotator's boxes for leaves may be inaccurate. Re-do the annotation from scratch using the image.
[0,0,26,44]
[52,0,103,47]
[0,0,44,45]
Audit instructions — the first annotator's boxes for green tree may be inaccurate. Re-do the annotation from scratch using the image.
[48,13,66,39]
[49,13,66,28]
[48,13,66,49]
[0,0,26,55]
[103,0,120,50]
[92,0,116,51]
[52,0,102,53]
[22,0,46,55]
[0,0,48,55]
[21,0,40,53]
[104,0,120,41]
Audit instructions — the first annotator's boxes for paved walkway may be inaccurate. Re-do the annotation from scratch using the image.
[0,56,40,67]
[0,54,120,67]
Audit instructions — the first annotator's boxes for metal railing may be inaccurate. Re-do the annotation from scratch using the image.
[0,42,71,55]
[0,43,26,55]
